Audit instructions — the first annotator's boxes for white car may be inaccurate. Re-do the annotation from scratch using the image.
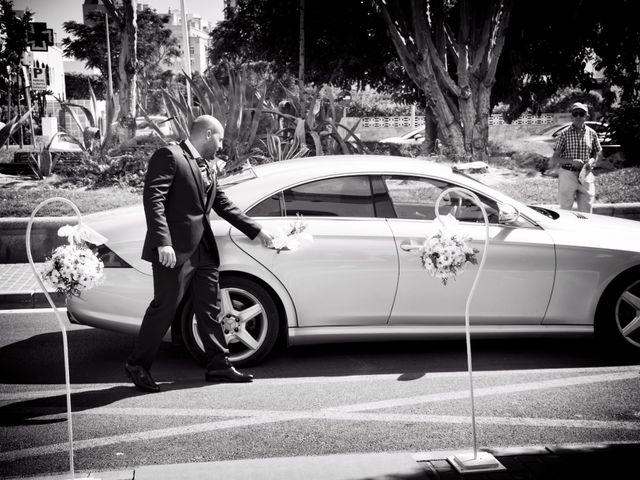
[67,156,640,366]
[379,126,426,145]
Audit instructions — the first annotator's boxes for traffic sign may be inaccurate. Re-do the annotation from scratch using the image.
[31,67,48,90]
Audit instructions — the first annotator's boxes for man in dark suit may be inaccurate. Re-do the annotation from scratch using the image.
[125,115,273,393]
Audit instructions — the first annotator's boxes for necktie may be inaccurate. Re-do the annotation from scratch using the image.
[195,158,212,191]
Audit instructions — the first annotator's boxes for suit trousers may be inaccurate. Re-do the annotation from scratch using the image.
[127,239,230,371]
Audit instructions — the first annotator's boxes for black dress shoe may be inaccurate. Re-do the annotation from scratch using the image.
[205,366,253,383]
[125,363,160,392]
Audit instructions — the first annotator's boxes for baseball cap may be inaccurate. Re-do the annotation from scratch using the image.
[570,102,589,114]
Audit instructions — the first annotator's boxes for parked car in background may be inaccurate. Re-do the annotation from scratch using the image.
[379,126,426,145]
[67,156,640,367]
[134,115,176,140]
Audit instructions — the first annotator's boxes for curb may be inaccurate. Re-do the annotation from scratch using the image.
[0,291,66,309]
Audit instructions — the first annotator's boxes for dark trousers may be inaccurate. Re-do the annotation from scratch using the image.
[127,240,229,371]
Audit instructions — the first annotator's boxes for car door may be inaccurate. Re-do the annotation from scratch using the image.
[230,175,399,327]
[381,175,556,326]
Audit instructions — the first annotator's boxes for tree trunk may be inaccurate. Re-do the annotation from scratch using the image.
[102,0,137,140]
[375,0,512,162]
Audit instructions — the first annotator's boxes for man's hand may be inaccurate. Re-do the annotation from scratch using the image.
[158,246,176,268]
[256,229,275,248]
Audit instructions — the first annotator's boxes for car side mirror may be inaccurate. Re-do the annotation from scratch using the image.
[498,203,519,224]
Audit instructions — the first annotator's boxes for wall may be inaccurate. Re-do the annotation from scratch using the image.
[344,113,573,142]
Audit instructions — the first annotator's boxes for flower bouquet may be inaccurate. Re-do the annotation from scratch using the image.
[40,224,107,297]
[420,214,479,286]
[271,215,313,253]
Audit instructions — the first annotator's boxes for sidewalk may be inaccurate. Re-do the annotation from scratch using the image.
[0,263,65,309]
[11,442,640,479]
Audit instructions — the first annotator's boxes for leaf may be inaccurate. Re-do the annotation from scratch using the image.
[138,104,169,145]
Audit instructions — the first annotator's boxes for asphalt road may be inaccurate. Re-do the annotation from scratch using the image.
[1,309,640,478]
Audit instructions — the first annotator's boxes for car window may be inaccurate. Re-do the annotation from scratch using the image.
[282,176,376,217]
[247,176,377,218]
[383,175,500,223]
[247,192,282,217]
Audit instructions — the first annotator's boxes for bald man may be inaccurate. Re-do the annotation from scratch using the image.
[125,115,273,392]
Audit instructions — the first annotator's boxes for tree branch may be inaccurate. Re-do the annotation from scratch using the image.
[486,0,513,85]
[101,0,123,24]
[374,1,422,82]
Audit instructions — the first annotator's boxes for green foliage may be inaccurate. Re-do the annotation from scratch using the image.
[263,84,366,157]
[209,0,396,91]
[54,81,117,154]
[606,99,640,164]
[543,88,604,117]
[345,90,425,117]
[65,73,106,100]
[0,0,32,103]
[0,109,33,147]
[161,66,266,171]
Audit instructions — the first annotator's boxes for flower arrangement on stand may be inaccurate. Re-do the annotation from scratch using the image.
[26,198,107,480]
[420,214,479,285]
[417,188,505,474]
[40,224,106,297]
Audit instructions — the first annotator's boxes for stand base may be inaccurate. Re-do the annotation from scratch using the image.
[447,452,505,474]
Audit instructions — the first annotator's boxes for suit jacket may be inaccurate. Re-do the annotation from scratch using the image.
[141,140,261,266]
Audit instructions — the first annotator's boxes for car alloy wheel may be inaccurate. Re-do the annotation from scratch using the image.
[180,276,280,367]
[614,279,640,349]
[596,271,640,355]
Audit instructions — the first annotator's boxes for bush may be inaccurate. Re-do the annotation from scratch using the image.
[346,90,426,117]
[606,99,640,165]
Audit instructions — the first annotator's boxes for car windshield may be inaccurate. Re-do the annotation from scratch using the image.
[219,165,259,187]
[450,167,552,223]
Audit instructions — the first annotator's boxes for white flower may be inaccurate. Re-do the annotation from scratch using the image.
[420,222,479,286]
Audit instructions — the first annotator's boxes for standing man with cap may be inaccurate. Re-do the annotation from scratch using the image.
[125,115,274,393]
[551,102,602,213]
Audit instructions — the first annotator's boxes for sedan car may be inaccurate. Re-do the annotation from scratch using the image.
[67,156,640,366]
[379,126,426,145]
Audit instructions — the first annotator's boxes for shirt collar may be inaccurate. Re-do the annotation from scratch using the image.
[569,123,586,133]
[181,139,203,160]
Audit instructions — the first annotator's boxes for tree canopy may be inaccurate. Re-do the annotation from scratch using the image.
[62,6,179,95]
[210,0,639,160]
[0,0,32,108]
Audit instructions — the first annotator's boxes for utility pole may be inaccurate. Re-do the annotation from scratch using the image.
[298,0,305,94]
[105,12,114,101]
[180,0,192,107]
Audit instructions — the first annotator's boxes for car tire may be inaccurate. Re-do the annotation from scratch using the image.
[595,270,640,356]
[180,275,280,367]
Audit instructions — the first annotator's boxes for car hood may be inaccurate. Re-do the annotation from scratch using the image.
[543,208,640,253]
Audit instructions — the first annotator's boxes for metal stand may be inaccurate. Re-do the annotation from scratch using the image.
[434,188,505,474]
[26,197,81,480]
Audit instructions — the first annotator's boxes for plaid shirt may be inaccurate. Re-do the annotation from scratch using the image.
[554,124,602,160]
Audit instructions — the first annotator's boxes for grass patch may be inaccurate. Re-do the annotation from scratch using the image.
[489,167,640,205]
[0,183,141,217]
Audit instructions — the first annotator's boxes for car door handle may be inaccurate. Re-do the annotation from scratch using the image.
[400,242,422,252]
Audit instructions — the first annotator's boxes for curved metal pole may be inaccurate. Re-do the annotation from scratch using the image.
[435,188,490,459]
[26,197,81,480]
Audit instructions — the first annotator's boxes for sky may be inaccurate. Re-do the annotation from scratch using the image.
[13,0,226,43]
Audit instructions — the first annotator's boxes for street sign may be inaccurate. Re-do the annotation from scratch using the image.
[31,67,48,90]
[27,22,54,52]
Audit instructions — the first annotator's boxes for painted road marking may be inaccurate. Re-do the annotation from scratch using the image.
[2,366,639,461]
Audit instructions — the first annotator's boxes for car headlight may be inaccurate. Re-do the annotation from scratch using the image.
[95,244,132,268]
